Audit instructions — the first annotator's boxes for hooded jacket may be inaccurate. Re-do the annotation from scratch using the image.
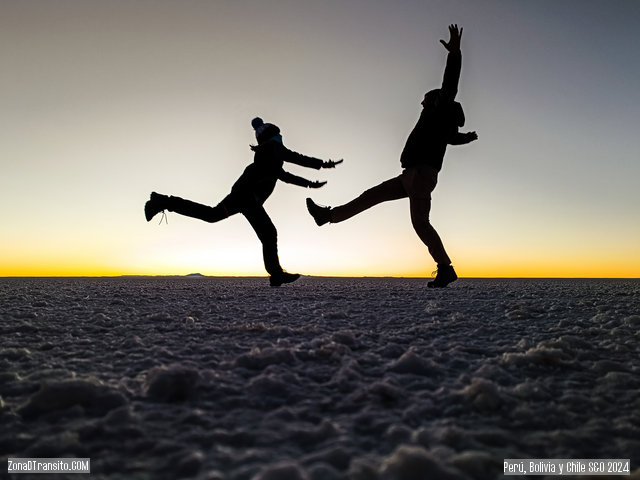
[400,50,462,171]
[231,139,323,203]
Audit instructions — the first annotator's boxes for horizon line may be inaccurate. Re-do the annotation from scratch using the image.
[1,274,638,280]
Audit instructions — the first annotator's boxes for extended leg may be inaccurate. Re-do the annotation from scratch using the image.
[166,195,234,223]
[329,176,407,223]
[145,192,237,223]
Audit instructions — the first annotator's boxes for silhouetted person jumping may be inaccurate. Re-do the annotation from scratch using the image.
[307,24,477,288]
[145,118,342,286]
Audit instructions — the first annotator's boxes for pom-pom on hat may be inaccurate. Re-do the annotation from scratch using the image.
[251,117,281,144]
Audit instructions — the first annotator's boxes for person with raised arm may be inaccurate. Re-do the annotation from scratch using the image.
[307,25,477,288]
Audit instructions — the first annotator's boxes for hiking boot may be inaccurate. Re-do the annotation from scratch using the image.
[145,192,169,221]
[427,265,458,288]
[270,271,301,287]
[306,198,331,226]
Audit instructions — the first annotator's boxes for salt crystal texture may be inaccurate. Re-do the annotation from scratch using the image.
[0,277,638,479]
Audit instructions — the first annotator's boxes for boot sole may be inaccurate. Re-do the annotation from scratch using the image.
[270,273,301,287]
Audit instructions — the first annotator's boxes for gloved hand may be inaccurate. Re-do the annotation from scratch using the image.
[322,159,344,169]
[308,181,327,189]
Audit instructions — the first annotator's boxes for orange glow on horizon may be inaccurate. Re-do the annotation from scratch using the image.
[2,235,638,278]
[1,262,638,278]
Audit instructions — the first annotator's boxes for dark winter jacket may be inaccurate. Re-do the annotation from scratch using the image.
[400,50,462,171]
[231,140,323,202]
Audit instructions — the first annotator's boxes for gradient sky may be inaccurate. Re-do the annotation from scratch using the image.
[2,0,639,277]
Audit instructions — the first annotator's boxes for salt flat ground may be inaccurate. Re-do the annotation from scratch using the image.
[1,277,639,480]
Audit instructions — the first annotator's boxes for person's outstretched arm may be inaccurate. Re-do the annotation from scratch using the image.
[439,24,463,103]
[448,131,478,145]
[278,169,327,189]
[280,144,343,170]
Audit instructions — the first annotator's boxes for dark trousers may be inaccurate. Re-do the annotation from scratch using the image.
[166,193,283,275]
[330,166,451,265]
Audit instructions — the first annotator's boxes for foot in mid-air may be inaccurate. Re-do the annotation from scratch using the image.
[427,265,458,288]
[270,271,301,287]
[306,198,331,226]
[145,192,169,222]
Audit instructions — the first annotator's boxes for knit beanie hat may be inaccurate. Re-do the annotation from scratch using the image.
[251,117,281,144]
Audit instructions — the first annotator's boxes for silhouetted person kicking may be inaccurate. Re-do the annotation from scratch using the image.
[145,117,342,286]
[307,24,477,288]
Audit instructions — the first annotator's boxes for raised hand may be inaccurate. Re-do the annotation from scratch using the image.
[322,159,344,169]
[440,24,462,52]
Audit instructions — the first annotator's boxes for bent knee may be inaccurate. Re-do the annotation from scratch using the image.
[410,201,431,220]
[410,215,433,232]
[257,224,278,243]
[203,212,225,223]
